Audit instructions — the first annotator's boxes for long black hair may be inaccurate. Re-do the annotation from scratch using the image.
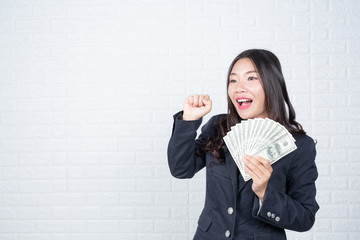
[202,49,305,159]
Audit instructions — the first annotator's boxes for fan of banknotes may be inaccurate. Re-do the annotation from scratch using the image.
[223,118,297,181]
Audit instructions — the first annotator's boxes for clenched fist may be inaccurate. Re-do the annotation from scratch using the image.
[182,94,212,121]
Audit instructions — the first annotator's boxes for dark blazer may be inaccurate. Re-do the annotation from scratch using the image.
[168,112,319,240]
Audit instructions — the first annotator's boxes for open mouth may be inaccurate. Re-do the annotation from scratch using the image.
[236,98,252,109]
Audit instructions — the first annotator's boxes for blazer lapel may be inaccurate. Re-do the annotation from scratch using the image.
[225,151,249,193]
[238,168,249,192]
[225,151,239,192]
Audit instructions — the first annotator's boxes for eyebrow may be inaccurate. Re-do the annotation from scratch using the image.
[230,70,258,76]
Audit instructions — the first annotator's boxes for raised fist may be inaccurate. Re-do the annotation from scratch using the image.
[182,94,212,121]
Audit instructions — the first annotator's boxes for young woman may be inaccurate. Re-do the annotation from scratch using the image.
[167,49,319,240]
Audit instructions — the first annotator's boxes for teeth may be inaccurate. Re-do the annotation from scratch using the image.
[237,99,252,103]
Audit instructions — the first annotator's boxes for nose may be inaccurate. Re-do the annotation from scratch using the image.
[235,80,247,93]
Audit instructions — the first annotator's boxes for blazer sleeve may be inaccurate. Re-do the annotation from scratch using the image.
[252,135,320,232]
[167,111,214,179]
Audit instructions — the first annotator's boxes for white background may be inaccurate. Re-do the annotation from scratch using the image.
[0,0,359,239]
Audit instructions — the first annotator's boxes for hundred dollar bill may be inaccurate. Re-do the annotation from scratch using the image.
[252,133,297,165]
[223,118,297,182]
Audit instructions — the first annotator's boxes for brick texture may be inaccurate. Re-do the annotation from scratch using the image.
[0,0,359,239]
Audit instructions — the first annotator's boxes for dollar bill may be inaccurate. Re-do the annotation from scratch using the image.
[223,118,297,182]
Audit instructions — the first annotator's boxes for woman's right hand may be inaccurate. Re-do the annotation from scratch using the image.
[182,94,212,121]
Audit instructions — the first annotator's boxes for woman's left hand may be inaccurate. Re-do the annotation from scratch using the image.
[243,154,273,203]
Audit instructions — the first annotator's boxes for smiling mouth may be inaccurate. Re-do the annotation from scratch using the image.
[236,98,252,109]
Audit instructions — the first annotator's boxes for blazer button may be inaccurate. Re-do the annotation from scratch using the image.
[275,216,280,222]
[267,212,271,217]
[225,230,231,238]
[227,207,234,215]
[271,213,275,219]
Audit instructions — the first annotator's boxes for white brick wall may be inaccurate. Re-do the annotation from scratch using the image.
[0,0,359,239]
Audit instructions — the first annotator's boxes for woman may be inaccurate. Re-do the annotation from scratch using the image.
[167,49,319,239]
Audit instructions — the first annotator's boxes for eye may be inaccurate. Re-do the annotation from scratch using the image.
[229,79,237,83]
[248,76,257,81]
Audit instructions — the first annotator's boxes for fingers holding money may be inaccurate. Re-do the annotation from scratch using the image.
[243,154,273,202]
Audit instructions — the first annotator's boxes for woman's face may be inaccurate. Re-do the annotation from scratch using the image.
[228,58,268,120]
